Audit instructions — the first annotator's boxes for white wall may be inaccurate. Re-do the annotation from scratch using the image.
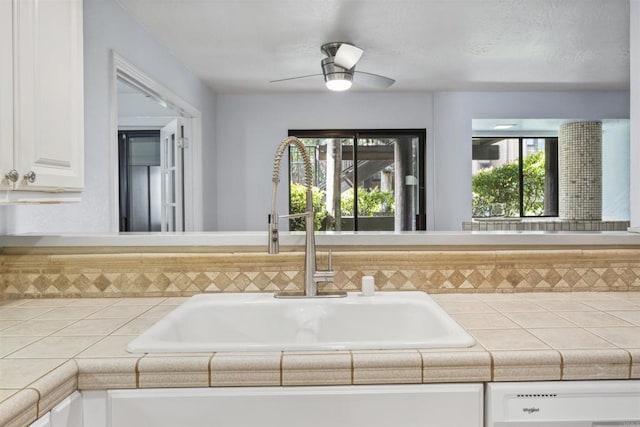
[432,91,630,230]
[0,213,7,235]
[216,91,629,231]
[631,0,640,229]
[603,120,630,220]
[0,0,631,234]
[215,93,434,231]
[0,0,217,234]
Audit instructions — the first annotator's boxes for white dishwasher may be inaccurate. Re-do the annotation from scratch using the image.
[486,380,640,426]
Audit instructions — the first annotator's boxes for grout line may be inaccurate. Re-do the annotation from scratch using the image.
[584,327,631,349]
[349,351,354,385]
[418,350,424,384]
[0,390,20,405]
[488,351,495,382]
[208,353,215,387]
[557,350,564,379]
[279,351,284,386]
[70,335,112,358]
[21,364,75,418]
[30,372,76,417]
[135,356,143,388]
[104,313,143,332]
[1,335,46,358]
[27,387,42,418]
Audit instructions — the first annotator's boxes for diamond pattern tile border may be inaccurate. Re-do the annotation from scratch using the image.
[1,249,639,299]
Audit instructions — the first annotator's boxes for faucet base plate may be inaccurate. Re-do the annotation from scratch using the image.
[274,291,347,299]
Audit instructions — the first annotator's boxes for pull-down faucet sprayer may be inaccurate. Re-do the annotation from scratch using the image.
[268,136,345,298]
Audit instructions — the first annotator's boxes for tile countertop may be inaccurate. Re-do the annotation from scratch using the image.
[1,292,639,426]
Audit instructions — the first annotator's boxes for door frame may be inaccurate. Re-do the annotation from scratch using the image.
[159,119,185,232]
[109,51,203,232]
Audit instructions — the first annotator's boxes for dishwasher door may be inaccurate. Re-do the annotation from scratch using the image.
[486,380,640,427]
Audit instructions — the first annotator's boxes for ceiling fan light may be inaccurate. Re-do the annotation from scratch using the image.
[326,77,352,91]
[321,57,353,91]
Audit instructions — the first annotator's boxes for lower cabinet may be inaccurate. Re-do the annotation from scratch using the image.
[29,392,83,427]
[83,384,483,427]
[25,380,640,426]
[28,413,50,427]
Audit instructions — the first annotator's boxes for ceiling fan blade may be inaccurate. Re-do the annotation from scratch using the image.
[269,74,322,83]
[334,44,363,69]
[354,71,395,89]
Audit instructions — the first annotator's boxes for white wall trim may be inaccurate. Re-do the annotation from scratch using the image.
[426,95,436,231]
[109,51,203,232]
[630,0,640,228]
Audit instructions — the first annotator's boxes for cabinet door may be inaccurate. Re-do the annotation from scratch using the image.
[51,391,83,427]
[0,0,14,191]
[108,385,483,427]
[29,412,51,427]
[14,0,84,191]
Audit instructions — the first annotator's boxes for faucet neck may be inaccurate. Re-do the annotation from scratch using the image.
[269,136,340,298]
[268,137,314,255]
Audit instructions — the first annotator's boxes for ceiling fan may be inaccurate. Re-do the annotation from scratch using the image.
[270,42,395,91]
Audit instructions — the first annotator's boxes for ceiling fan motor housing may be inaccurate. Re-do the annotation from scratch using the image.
[321,57,354,85]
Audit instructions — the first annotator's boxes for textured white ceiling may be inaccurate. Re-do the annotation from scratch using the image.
[116,0,630,93]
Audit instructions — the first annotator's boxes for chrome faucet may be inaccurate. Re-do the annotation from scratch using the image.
[268,136,345,298]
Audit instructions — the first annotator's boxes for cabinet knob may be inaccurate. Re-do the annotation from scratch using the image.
[4,169,19,183]
[23,171,36,183]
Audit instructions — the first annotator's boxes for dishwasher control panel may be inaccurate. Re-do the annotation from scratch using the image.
[486,380,640,426]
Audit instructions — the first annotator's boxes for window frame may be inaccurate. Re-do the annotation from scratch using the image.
[288,129,427,230]
[472,136,559,218]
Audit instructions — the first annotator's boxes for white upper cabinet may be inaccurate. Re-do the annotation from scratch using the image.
[0,0,14,191]
[1,0,84,199]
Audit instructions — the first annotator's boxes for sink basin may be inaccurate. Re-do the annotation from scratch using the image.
[127,291,475,353]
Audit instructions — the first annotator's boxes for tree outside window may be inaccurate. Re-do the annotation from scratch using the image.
[288,130,426,231]
[472,138,558,218]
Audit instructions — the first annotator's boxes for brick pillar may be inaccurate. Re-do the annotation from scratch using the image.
[559,121,602,220]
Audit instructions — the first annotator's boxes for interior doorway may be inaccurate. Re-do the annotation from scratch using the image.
[111,52,203,232]
[118,130,161,232]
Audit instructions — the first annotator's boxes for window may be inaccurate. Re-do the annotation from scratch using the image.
[472,137,558,218]
[288,129,426,231]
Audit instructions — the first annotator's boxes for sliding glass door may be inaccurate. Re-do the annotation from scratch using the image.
[288,129,426,231]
